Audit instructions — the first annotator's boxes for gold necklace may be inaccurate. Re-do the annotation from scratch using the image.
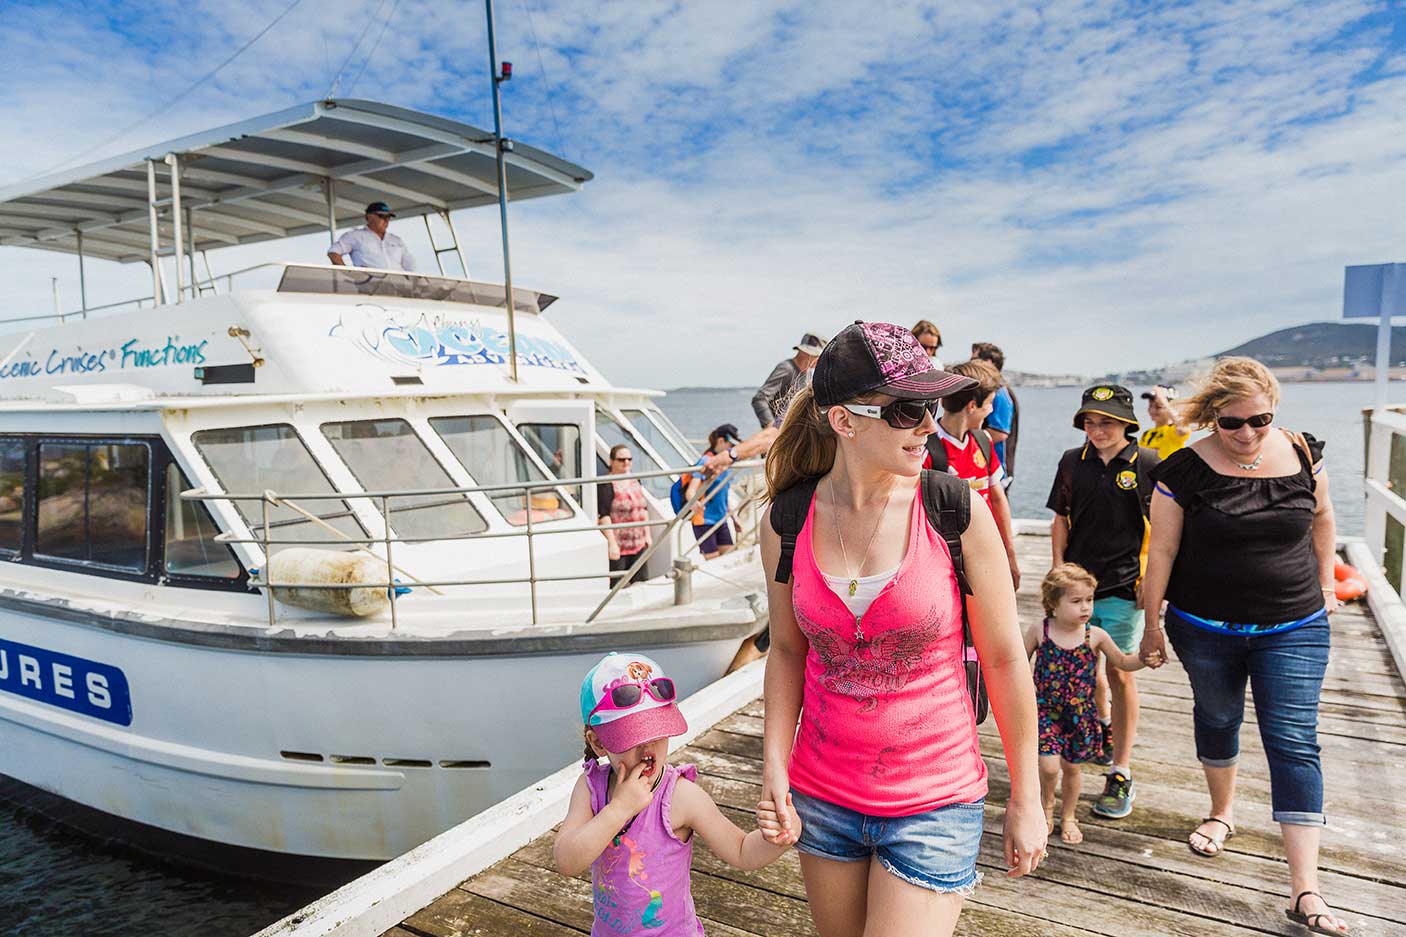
[827,477,891,643]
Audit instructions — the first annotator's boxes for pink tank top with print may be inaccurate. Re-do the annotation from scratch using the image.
[787,486,988,816]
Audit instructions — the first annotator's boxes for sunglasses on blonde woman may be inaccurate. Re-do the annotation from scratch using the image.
[1216,412,1274,431]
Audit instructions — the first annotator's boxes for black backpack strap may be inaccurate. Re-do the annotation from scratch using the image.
[920,469,987,724]
[924,434,947,473]
[972,428,993,475]
[769,476,821,584]
[920,469,971,595]
[1132,448,1155,517]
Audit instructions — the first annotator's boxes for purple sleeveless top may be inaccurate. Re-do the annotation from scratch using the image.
[585,759,705,937]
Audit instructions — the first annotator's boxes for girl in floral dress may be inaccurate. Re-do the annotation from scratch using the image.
[1025,564,1150,843]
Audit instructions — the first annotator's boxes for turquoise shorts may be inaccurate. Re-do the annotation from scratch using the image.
[1092,596,1142,653]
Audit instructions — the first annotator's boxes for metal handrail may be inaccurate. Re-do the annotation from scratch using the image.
[186,457,764,628]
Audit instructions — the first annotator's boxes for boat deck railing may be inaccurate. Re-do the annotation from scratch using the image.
[0,262,555,331]
[184,457,767,630]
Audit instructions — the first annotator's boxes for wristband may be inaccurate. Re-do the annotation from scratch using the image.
[727,446,737,461]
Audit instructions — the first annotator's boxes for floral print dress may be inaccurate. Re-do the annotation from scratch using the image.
[1033,618,1102,763]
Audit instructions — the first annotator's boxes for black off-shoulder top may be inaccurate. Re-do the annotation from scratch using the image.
[1149,432,1325,624]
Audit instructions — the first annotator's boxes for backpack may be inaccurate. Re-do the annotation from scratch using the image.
[769,470,989,725]
[669,473,691,514]
[925,428,993,476]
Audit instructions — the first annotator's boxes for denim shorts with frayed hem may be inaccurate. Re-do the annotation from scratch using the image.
[790,790,984,895]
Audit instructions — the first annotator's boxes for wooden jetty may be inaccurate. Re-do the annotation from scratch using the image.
[369,532,1406,937]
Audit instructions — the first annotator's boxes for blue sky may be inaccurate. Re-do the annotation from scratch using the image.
[1,0,1404,387]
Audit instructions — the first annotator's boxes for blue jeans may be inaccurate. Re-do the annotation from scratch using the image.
[1164,610,1329,826]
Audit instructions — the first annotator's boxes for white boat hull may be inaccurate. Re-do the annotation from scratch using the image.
[0,594,758,865]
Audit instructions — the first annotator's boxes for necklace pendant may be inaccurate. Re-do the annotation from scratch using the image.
[848,579,858,597]
[854,617,865,643]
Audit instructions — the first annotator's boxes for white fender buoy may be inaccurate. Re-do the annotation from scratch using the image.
[266,548,391,617]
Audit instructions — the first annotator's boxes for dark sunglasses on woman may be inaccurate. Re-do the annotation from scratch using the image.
[841,398,941,430]
[1216,412,1274,431]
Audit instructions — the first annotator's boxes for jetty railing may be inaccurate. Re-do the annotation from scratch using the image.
[184,457,765,630]
[1363,408,1406,592]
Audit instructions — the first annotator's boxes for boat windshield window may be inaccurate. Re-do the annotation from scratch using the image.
[621,408,696,465]
[321,419,489,540]
[276,266,552,311]
[517,422,583,505]
[0,439,23,552]
[164,464,241,579]
[429,415,573,527]
[596,409,672,499]
[192,425,366,551]
[37,442,149,571]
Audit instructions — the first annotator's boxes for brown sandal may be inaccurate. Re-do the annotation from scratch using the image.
[1187,816,1234,857]
[1286,891,1350,935]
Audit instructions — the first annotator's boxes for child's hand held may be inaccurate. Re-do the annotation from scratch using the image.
[756,791,801,845]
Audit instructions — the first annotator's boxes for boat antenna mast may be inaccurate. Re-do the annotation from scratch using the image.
[485,0,520,383]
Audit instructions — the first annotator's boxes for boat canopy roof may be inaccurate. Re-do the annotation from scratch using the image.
[0,99,593,264]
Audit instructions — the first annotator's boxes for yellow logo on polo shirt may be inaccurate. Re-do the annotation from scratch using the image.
[973,447,987,469]
[1092,387,1114,401]
[1116,470,1137,490]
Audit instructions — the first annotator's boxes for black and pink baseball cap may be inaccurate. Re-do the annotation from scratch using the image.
[812,321,977,407]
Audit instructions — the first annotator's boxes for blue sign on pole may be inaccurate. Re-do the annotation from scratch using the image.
[1344,263,1406,319]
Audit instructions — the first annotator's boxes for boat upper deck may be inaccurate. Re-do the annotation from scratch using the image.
[353,532,1406,937]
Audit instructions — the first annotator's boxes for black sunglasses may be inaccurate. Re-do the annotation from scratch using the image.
[841,398,941,430]
[1216,412,1274,431]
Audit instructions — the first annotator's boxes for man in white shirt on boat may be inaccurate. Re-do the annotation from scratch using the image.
[327,201,416,272]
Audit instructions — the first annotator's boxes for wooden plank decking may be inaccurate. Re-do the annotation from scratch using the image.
[386,535,1406,937]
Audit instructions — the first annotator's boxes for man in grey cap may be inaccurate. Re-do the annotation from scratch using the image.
[327,201,416,272]
[750,332,827,428]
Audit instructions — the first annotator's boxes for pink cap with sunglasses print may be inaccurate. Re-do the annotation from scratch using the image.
[580,651,688,753]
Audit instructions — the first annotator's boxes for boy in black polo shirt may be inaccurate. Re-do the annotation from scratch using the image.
[1046,384,1160,821]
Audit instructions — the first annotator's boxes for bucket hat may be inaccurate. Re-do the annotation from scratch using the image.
[1074,384,1140,433]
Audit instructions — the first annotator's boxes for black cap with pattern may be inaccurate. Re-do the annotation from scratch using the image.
[813,321,976,407]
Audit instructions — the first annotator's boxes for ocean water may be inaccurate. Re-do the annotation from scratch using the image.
[0,380,1379,937]
[657,381,1373,537]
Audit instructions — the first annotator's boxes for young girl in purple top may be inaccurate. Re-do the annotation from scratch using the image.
[555,652,798,936]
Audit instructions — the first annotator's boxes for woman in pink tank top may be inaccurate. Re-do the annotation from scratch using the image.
[756,322,1046,937]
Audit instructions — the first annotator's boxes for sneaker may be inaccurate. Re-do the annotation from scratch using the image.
[1091,771,1135,819]
[1095,721,1114,766]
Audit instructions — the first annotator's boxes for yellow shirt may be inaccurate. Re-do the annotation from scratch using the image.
[1139,423,1190,460]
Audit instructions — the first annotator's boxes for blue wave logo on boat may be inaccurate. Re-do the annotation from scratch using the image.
[0,638,132,726]
[331,305,585,373]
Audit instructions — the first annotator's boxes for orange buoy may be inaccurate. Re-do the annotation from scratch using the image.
[1333,560,1368,602]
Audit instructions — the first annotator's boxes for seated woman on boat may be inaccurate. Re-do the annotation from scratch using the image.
[598,445,653,586]
[1140,357,1349,936]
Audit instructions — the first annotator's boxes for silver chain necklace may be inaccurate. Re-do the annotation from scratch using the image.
[1220,435,1264,471]
[827,477,891,644]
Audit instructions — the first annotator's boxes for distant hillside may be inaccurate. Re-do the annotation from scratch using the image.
[1217,322,1406,368]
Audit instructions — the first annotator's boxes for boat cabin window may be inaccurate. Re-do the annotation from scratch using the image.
[0,439,23,552]
[595,409,672,499]
[36,442,149,571]
[621,408,696,465]
[320,419,489,540]
[164,465,241,579]
[517,422,583,504]
[429,415,573,526]
[192,425,366,550]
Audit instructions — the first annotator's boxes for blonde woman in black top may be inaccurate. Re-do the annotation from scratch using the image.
[1140,357,1346,936]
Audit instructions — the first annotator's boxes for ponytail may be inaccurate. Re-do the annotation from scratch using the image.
[765,384,838,498]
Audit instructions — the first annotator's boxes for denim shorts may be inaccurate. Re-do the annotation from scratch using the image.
[790,790,984,895]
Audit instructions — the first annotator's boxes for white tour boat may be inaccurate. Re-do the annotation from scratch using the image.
[0,98,766,878]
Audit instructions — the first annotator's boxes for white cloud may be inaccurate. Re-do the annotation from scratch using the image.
[0,0,1403,388]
